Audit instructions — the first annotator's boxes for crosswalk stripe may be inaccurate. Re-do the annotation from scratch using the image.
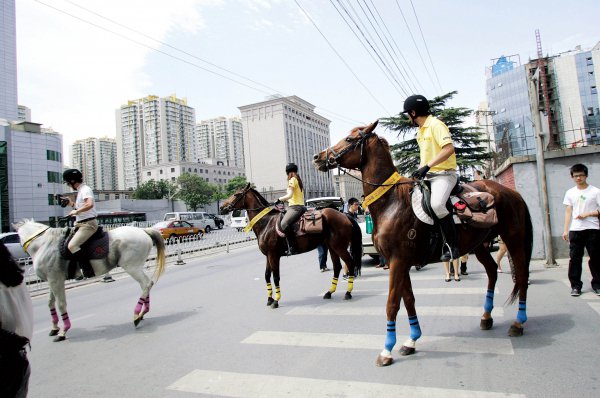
[242,331,514,355]
[287,305,504,317]
[588,302,600,316]
[168,369,525,398]
[355,287,499,295]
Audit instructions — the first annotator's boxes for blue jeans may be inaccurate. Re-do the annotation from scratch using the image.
[317,244,328,269]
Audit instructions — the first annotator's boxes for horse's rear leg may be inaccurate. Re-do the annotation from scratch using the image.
[48,279,70,342]
[127,267,154,326]
[323,251,341,299]
[266,254,281,309]
[324,245,354,300]
[502,240,529,337]
[264,258,274,306]
[474,245,500,330]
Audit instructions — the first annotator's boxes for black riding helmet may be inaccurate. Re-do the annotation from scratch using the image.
[403,94,430,116]
[285,163,298,174]
[63,169,83,185]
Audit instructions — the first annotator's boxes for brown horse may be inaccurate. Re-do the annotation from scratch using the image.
[313,120,532,366]
[220,183,362,308]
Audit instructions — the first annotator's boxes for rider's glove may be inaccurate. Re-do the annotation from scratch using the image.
[274,199,283,206]
[411,165,430,180]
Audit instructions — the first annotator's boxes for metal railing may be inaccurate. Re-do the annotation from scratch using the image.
[25,227,257,294]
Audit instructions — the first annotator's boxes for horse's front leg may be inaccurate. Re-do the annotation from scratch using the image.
[474,245,499,330]
[266,254,281,309]
[265,258,274,307]
[48,279,70,342]
[398,271,421,357]
[48,290,60,336]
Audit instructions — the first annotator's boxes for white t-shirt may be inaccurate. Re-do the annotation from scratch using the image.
[75,184,97,221]
[563,184,600,231]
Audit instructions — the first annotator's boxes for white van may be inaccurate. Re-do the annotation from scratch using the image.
[230,209,248,232]
[163,212,217,232]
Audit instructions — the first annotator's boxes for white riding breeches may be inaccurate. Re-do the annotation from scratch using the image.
[427,172,458,218]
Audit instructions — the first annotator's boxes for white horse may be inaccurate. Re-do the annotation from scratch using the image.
[15,219,166,342]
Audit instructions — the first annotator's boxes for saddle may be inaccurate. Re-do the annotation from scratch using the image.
[275,208,324,237]
[59,226,110,260]
[412,181,498,229]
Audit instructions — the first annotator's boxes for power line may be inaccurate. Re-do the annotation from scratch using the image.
[408,0,443,93]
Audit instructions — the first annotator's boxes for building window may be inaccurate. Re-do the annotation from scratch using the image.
[46,150,61,162]
[47,171,61,183]
[171,168,175,172]
[171,177,176,181]
[115,194,120,199]
[592,86,597,95]
[105,194,110,200]
[48,194,56,205]
[147,172,151,176]
[160,169,163,174]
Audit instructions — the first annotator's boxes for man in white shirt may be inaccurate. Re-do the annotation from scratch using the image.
[562,163,600,296]
[63,169,98,278]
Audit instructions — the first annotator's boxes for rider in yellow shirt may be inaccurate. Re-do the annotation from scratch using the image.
[404,95,459,261]
[277,163,306,255]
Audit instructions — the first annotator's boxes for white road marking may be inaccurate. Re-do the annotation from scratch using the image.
[287,305,504,317]
[168,370,525,398]
[33,314,95,335]
[588,301,600,316]
[242,331,514,355]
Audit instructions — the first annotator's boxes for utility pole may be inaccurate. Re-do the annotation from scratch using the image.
[529,68,557,267]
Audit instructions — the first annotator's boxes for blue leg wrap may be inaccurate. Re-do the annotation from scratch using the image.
[408,315,421,341]
[517,300,527,324]
[384,321,396,352]
[484,289,494,313]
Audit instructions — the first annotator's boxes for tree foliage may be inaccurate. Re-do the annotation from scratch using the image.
[177,173,219,211]
[380,91,492,180]
[132,179,178,200]
[224,176,248,196]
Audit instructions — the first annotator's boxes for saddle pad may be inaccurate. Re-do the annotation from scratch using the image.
[60,228,109,260]
[411,186,434,225]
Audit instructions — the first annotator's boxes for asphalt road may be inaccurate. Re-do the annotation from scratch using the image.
[26,246,599,398]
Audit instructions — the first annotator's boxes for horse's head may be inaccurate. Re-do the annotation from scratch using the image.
[220,183,253,214]
[313,120,379,171]
[13,219,51,255]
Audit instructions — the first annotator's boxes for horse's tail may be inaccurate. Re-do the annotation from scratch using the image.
[349,217,363,276]
[144,228,166,281]
[508,202,533,304]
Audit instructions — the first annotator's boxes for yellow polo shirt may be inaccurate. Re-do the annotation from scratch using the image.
[416,115,457,172]
[288,177,305,206]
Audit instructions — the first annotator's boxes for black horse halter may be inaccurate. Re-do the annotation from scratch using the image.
[326,129,374,170]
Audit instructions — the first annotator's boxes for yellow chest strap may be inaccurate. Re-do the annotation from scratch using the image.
[361,172,401,210]
[243,207,273,232]
[22,226,50,254]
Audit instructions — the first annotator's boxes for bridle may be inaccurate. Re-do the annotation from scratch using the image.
[223,186,272,213]
[325,129,373,170]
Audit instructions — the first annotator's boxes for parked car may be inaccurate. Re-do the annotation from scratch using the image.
[151,220,204,241]
[306,197,378,257]
[0,232,29,260]
[230,209,248,232]
[163,211,217,232]
[207,214,224,229]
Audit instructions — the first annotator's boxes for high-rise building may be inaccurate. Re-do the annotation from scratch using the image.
[71,137,117,190]
[486,43,600,162]
[17,105,31,122]
[238,95,334,198]
[195,116,245,168]
[116,95,196,190]
[0,0,18,121]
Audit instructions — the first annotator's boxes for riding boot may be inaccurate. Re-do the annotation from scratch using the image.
[75,251,95,278]
[284,229,298,256]
[438,214,460,262]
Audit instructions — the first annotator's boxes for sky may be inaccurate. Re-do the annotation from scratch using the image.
[15,0,600,165]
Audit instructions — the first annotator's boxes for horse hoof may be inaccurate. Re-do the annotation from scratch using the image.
[53,335,66,342]
[271,301,279,309]
[49,329,59,337]
[344,292,352,300]
[480,318,494,330]
[508,324,524,337]
[323,291,332,299]
[134,314,144,327]
[399,346,415,356]
[266,297,274,306]
[376,355,394,367]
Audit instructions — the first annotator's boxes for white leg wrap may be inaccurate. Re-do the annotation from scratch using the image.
[379,349,392,358]
[402,338,416,348]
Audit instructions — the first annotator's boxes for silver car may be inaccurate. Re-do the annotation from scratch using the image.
[0,232,29,260]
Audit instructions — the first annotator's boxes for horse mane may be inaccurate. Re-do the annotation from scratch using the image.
[378,136,390,151]
[249,188,271,207]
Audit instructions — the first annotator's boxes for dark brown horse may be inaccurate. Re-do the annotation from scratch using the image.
[313,120,532,366]
[220,184,362,308]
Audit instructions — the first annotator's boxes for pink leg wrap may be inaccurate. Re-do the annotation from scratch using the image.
[134,298,144,315]
[61,312,71,332]
[142,296,150,314]
[50,308,59,325]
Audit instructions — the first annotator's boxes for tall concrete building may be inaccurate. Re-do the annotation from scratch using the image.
[195,116,245,168]
[238,95,334,198]
[71,137,117,190]
[0,0,18,121]
[17,105,31,122]
[116,95,196,190]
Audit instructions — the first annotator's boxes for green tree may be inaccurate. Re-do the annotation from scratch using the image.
[381,91,492,181]
[132,179,178,199]
[177,173,218,211]
[224,175,248,196]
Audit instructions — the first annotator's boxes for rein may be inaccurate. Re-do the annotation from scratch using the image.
[22,226,50,254]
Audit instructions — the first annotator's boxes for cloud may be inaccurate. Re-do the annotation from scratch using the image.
[16,0,219,161]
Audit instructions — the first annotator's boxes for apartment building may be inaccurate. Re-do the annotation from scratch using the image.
[71,137,118,190]
[195,116,245,169]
